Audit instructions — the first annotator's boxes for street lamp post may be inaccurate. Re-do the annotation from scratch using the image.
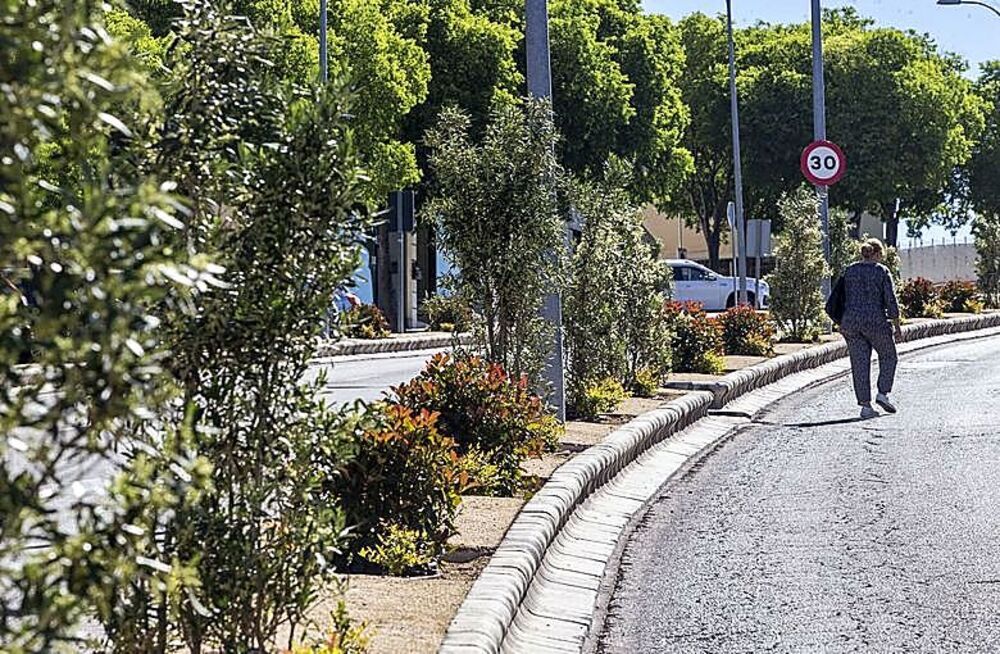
[811,0,832,303]
[526,0,567,423]
[726,0,749,306]
[319,0,328,82]
[937,0,1000,18]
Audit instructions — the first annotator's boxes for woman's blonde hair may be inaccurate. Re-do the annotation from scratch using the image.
[860,238,885,261]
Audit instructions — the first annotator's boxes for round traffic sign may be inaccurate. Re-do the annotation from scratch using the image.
[801,140,846,186]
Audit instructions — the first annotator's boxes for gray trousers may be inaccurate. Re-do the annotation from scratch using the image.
[842,320,898,405]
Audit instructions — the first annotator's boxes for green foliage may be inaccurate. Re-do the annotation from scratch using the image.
[0,1,214,650]
[549,1,692,206]
[332,404,463,565]
[974,217,1000,308]
[358,524,436,577]
[425,101,564,384]
[420,292,474,333]
[285,601,370,654]
[664,302,725,375]
[900,277,944,319]
[767,187,829,342]
[717,306,776,357]
[938,280,983,314]
[631,367,661,398]
[564,169,673,414]
[455,446,504,496]
[970,62,1000,220]
[391,353,563,496]
[111,3,377,650]
[829,209,859,279]
[572,377,628,421]
[344,304,392,340]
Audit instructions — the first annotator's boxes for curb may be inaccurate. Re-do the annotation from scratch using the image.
[314,332,470,357]
[438,314,1000,654]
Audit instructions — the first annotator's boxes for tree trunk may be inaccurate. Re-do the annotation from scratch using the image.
[882,199,901,247]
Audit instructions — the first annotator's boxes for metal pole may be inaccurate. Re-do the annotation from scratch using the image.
[726,0,748,306]
[812,0,832,302]
[526,0,566,423]
[319,0,328,83]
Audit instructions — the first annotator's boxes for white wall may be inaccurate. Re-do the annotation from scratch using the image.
[899,243,976,282]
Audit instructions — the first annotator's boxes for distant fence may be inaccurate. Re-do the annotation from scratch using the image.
[899,240,976,282]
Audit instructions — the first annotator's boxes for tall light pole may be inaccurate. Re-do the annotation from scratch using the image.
[319,0,328,83]
[726,0,749,306]
[811,0,832,301]
[937,0,1000,18]
[526,0,566,422]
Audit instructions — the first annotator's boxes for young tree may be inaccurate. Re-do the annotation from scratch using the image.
[564,163,672,412]
[974,218,1000,308]
[767,187,830,341]
[425,100,564,385]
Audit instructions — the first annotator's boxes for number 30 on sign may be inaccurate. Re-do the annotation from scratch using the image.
[800,140,846,187]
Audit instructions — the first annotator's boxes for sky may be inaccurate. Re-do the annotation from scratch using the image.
[642,0,996,245]
[641,0,997,78]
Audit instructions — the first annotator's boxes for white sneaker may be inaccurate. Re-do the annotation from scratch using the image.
[860,405,878,420]
[876,393,897,414]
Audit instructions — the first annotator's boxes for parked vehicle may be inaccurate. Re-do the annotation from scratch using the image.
[665,259,770,311]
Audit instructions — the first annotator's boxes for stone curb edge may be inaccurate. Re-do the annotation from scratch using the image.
[314,332,471,357]
[437,314,1000,654]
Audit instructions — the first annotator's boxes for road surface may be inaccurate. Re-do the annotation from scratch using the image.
[304,347,447,405]
[600,336,1000,654]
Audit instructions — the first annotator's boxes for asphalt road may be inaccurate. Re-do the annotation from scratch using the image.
[304,347,447,405]
[600,336,1000,654]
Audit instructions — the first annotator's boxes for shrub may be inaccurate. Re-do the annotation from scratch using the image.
[420,293,474,332]
[632,367,661,398]
[284,601,369,654]
[391,353,563,495]
[571,377,628,420]
[768,187,830,342]
[939,280,983,314]
[900,277,944,318]
[359,524,436,576]
[455,446,504,496]
[564,168,673,413]
[716,306,776,356]
[332,403,463,561]
[344,303,391,339]
[425,101,564,384]
[0,2,216,649]
[974,217,1000,308]
[664,302,725,374]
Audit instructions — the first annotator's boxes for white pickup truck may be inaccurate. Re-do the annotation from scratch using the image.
[665,259,770,311]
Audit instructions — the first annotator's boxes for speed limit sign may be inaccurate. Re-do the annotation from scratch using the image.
[801,140,846,186]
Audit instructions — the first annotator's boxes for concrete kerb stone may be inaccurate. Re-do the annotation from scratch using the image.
[439,314,1000,654]
[314,332,471,357]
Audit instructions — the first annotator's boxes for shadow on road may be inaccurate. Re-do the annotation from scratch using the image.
[755,416,876,428]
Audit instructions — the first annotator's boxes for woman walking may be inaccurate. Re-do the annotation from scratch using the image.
[839,239,902,419]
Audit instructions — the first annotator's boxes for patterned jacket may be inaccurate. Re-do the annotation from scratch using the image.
[842,261,900,325]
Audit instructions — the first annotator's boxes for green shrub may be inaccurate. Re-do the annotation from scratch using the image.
[285,601,370,654]
[333,403,463,561]
[900,277,944,318]
[564,169,672,415]
[767,187,829,342]
[455,446,504,496]
[631,367,661,398]
[571,377,628,420]
[344,304,391,339]
[359,523,436,576]
[664,302,725,374]
[939,280,984,314]
[716,305,776,356]
[420,293,474,332]
[391,353,563,495]
[975,217,1000,308]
